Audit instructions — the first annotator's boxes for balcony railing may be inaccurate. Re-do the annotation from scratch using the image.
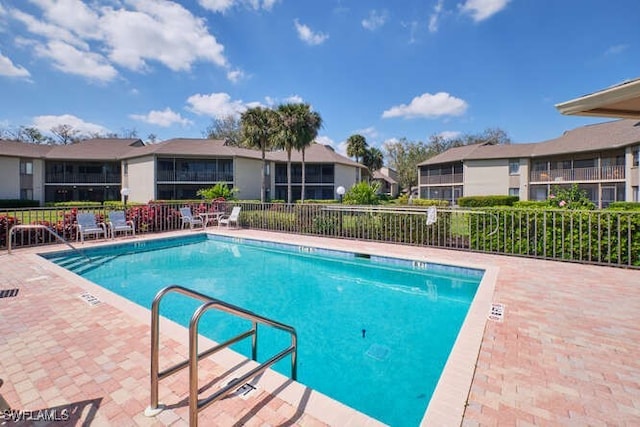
[530,165,625,182]
[156,171,233,182]
[421,173,463,185]
[45,173,121,184]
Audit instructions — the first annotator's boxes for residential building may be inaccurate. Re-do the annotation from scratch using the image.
[417,119,640,207]
[0,138,364,205]
[371,167,400,197]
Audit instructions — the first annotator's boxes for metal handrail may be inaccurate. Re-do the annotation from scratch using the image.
[145,285,297,427]
[7,224,92,261]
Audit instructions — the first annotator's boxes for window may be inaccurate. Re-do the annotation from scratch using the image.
[634,148,639,167]
[20,160,33,175]
[633,186,639,202]
[509,160,520,175]
[20,189,33,200]
[509,187,520,197]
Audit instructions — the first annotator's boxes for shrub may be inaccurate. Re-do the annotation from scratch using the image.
[0,199,39,208]
[343,182,380,205]
[197,183,238,200]
[513,200,548,209]
[410,198,450,207]
[457,195,519,207]
[606,202,640,211]
[548,184,595,210]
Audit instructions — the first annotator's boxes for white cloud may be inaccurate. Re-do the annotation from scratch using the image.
[294,19,329,46]
[186,92,248,118]
[0,52,30,78]
[34,40,117,82]
[101,1,227,72]
[382,92,468,119]
[605,44,629,56]
[362,10,388,31]
[353,127,379,140]
[32,114,108,135]
[198,0,279,13]
[226,68,245,83]
[130,108,193,127]
[317,135,346,156]
[437,130,462,140]
[284,94,304,104]
[460,0,510,22]
[8,0,231,81]
[429,0,445,33]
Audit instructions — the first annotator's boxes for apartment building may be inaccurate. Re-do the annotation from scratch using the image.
[0,138,364,205]
[417,119,640,207]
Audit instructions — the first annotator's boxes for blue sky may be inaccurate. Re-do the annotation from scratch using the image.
[1,0,639,156]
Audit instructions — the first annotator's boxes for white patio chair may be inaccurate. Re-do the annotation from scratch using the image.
[108,210,135,239]
[218,206,241,228]
[179,207,205,230]
[76,212,107,243]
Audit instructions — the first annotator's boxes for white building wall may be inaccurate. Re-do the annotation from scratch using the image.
[33,159,45,205]
[463,159,510,196]
[125,156,156,203]
[334,164,359,192]
[234,157,263,200]
[0,157,20,199]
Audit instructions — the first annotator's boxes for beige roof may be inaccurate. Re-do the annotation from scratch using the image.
[555,78,640,119]
[0,138,362,168]
[44,138,144,160]
[372,170,397,184]
[267,143,364,168]
[125,138,263,160]
[419,119,640,165]
[0,140,53,158]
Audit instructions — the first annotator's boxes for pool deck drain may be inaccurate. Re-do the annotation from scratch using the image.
[2,229,640,426]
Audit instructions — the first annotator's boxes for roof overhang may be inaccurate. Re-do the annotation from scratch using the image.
[555,78,640,119]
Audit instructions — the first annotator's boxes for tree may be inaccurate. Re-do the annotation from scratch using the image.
[383,138,431,192]
[50,124,80,144]
[240,107,277,202]
[284,103,322,202]
[274,103,307,203]
[204,115,242,146]
[346,134,368,164]
[363,146,384,173]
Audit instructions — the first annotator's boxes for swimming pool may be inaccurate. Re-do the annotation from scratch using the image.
[43,234,483,426]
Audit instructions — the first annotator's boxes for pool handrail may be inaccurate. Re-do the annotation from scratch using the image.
[8,224,92,262]
[145,285,298,427]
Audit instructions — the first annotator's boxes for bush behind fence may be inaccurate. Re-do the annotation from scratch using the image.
[2,202,638,268]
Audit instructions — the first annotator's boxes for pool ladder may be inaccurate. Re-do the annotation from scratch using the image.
[145,285,298,427]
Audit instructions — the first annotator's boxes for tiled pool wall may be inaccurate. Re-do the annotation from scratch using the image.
[211,234,485,279]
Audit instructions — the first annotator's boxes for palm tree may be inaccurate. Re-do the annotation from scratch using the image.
[346,134,368,164]
[273,103,323,202]
[293,104,322,202]
[240,106,275,202]
[363,146,384,173]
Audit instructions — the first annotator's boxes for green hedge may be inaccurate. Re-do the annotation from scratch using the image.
[469,207,640,266]
[0,199,40,208]
[606,202,640,211]
[458,195,519,207]
[513,200,548,209]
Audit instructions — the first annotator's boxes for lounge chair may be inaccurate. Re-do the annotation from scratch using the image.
[108,210,135,239]
[179,207,205,230]
[76,212,107,243]
[426,206,437,226]
[219,206,241,228]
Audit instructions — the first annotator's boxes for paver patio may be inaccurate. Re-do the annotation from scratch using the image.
[1,229,639,426]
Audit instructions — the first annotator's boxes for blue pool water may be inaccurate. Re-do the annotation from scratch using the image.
[43,235,483,426]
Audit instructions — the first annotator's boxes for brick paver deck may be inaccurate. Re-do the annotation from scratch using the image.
[1,229,639,426]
